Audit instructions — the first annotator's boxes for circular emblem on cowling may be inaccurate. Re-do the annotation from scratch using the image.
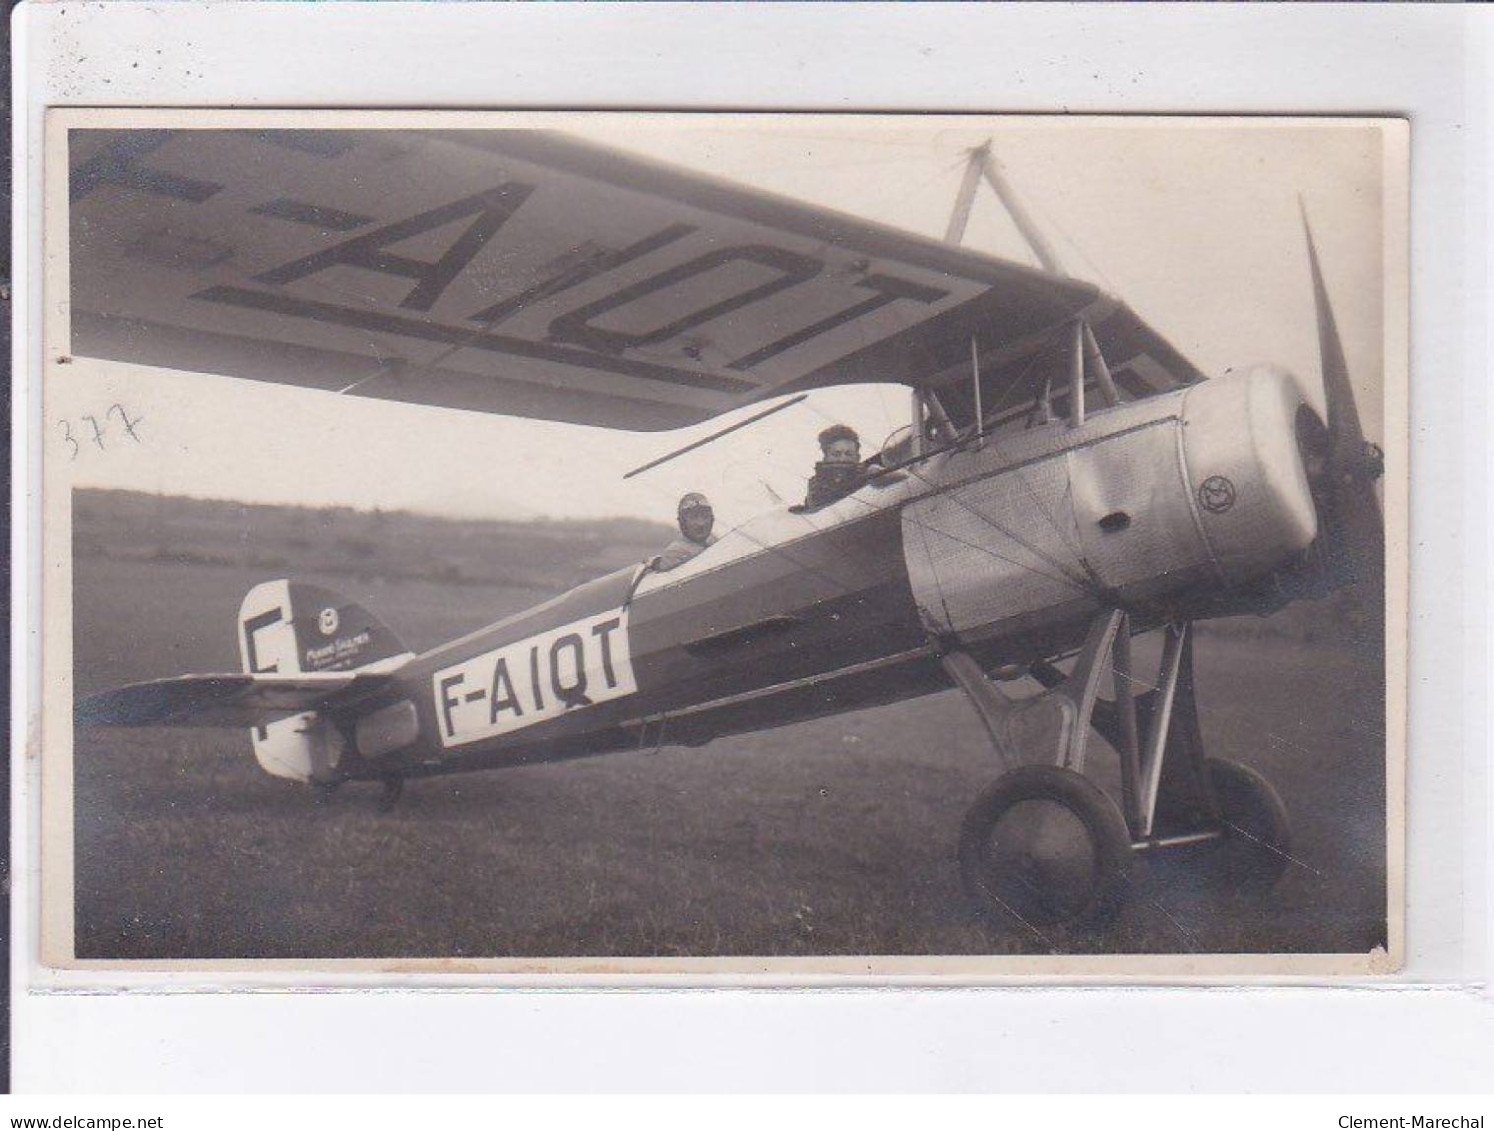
[318,606,340,636]
[1198,475,1237,514]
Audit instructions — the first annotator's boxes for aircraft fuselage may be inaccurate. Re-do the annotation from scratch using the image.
[329,366,1323,783]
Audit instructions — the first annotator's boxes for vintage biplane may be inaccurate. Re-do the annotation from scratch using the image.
[69,127,1384,930]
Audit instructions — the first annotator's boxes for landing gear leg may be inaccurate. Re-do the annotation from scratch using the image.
[1132,630,1293,894]
[940,609,1127,776]
[1033,617,1197,843]
[944,614,1294,932]
[1052,622,1294,892]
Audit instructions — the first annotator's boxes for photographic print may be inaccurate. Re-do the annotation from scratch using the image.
[42,112,1406,974]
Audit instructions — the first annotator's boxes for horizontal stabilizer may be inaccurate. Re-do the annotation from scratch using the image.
[75,671,386,728]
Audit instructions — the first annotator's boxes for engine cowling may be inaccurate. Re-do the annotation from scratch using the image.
[902,364,1326,646]
[1177,363,1321,590]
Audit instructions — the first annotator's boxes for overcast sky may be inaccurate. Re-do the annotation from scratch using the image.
[57,117,1394,527]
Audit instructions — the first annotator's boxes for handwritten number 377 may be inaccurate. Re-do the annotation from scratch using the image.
[58,405,144,460]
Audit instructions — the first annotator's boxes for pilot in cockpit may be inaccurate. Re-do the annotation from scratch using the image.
[803,424,872,511]
[651,492,719,572]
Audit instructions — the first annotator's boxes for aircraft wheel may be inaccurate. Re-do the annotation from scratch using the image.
[958,765,1132,930]
[1189,758,1293,896]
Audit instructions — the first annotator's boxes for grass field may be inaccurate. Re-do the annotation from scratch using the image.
[70,496,1388,961]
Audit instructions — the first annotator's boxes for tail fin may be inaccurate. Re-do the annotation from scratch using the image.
[236,580,412,782]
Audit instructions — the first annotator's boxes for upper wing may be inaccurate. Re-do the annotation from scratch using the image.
[75,671,387,728]
[68,127,1204,432]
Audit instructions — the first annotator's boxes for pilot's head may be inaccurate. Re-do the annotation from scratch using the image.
[677,492,715,545]
[818,423,862,465]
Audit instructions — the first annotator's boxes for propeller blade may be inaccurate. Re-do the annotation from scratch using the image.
[1301,203,1366,459]
[1299,202,1384,595]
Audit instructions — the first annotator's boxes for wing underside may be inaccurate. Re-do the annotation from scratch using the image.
[68,126,1205,431]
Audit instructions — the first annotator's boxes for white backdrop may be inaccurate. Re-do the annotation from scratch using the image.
[11,0,1491,1092]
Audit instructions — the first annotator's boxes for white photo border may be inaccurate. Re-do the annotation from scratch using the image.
[11,0,1490,1092]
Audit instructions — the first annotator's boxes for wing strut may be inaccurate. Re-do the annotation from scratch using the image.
[1060,318,1122,425]
[945,141,1067,276]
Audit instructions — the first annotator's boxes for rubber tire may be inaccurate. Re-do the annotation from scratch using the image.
[959,765,1133,930]
[1188,757,1293,897]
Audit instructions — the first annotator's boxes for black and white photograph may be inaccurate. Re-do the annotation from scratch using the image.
[43,111,1406,973]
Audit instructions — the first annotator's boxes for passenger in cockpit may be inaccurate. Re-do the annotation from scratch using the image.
[803,424,871,510]
[651,492,718,572]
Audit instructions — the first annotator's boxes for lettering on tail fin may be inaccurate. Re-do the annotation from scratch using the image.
[280,580,410,673]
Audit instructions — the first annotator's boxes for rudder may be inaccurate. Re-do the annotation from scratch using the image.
[236,580,411,782]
